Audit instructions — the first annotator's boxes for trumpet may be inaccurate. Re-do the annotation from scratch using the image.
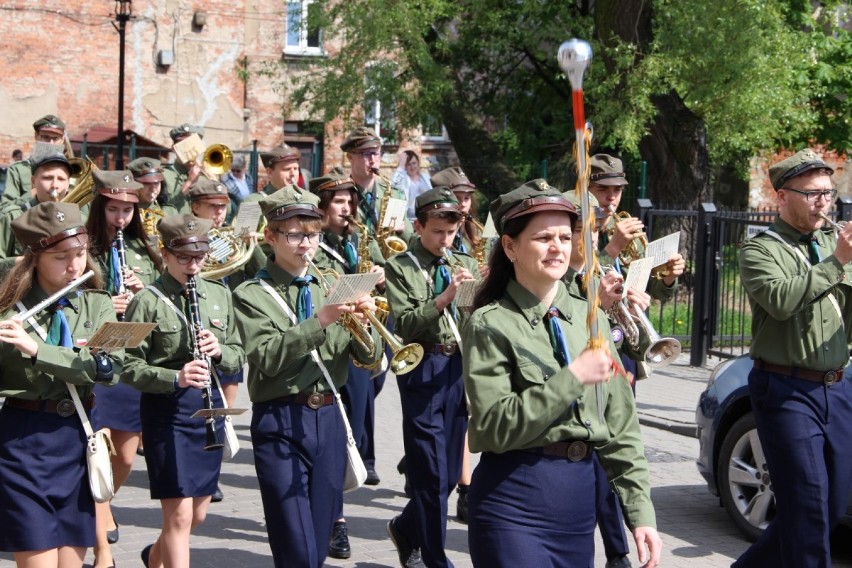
[202,144,233,177]
[440,247,465,274]
[820,212,847,231]
[304,254,423,375]
[602,266,681,368]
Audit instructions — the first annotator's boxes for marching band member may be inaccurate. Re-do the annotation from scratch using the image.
[384,187,478,568]
[310,171,387,559]
[122,214,244,568]
[463,181,661,568]
[3,114,69,206]
[232,188,380,568]
[161,124,205,214]
[128,157,179,243]
[0,202,121,568]
[86,170,163,568]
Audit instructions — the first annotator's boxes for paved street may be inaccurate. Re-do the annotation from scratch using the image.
[3,354,852,567]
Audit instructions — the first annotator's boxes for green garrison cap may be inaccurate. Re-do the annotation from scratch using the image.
[589,154,628,186]
[261,144,302,168]
[92,170,142,203]
[12,202,87,252]
[309,170,355,194]
[340,126,382,153]
[187,177,229,202]
[32,114,66,135]
[169,123,204,142]
[128,157,165,183]
[769,149,835,190]
[490,179,577,235]
[562,190,607,219]
[431,167,476,192]
[157,214,212,253]
[415,187,459,215]
[260,186,321,222]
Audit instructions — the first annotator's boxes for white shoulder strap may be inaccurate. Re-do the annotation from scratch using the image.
[319,241,348,267]
[146,285,188,326]
[404,251,464,349]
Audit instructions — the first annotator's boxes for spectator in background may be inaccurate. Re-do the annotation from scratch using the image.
[392,150,432,221]
[221,154,253,223]
[11,150,23,162]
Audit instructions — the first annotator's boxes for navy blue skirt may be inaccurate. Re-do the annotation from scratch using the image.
[92,381,142,432]
[0,404,95,551]
[140,386,223,499]
[468,449,597,568]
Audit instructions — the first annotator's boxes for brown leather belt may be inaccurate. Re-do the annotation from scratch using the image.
[3,396,95,418]
[757,361,844,385]
[524,441,592,462]
[418,342,458,356]
[278,393,335,409]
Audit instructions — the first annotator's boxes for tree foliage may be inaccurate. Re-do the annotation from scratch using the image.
[286,0,850,201]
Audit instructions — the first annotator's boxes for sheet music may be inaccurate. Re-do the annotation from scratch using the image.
[172,133,204,165]
[381,198,408,229]
[645,232,680,268]
[326,272,382,305]
[233,202,262,234]
[455,279,480,308]
[623,257,655,297]
[86,322,157,351]
[481,213,498,239]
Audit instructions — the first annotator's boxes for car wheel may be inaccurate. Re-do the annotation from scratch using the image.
[717,413,775,541]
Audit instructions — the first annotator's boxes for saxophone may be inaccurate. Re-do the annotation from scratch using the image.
[370,167,408,259]
[346,215,374,274]
[467,215,488,265]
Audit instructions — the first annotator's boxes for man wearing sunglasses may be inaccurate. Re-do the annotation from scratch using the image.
[735,149,852,568]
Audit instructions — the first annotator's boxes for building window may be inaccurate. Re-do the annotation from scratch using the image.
[421,115,448,142]
[285,1,322,56]
[364,63,398,145]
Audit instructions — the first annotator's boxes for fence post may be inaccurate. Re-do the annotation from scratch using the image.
[690,203,717,367]
[250,139,259,193]
[837,196,852,222]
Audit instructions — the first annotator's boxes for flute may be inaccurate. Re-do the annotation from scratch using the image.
[186,276,224,451]
[15,271,95,321]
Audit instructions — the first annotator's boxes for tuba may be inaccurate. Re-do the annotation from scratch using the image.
[200,227,257,280]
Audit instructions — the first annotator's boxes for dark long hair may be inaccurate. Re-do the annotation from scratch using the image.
[86,194,164,272]
[318,187,359,234]
[472,215,534,310]
[0,249,104,314]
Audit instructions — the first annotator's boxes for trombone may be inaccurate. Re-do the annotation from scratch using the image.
[303,254,423,375]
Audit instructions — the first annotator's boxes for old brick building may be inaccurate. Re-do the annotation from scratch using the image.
[0,0,453,182]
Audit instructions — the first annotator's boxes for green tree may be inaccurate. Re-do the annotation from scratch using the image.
[288,0,849,205]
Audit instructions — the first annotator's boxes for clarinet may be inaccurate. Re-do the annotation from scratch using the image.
[186,276,224,451]
[115,229,128,321]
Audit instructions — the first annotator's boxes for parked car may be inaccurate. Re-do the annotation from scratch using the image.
[695,355,852,541]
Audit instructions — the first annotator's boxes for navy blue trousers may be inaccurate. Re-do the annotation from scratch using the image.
[468,449,597,568]
[341,362,377,468]
[733,369,852,568]
[595,454,631,559]
[251,400,346,568]
[395,351,468,568]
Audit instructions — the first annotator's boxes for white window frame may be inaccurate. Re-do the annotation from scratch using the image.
[284,0,324,56]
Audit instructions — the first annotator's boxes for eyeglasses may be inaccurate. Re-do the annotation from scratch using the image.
[174,253,207,265]
[781,188,837,202]
[276,231,324,245]
[356,151,380,160]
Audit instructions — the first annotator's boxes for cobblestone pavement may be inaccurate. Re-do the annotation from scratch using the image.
[2,354,852,567]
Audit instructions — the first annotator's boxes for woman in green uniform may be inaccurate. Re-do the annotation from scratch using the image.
[462,180,662,568]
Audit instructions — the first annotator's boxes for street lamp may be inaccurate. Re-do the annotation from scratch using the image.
[114,0,132,169]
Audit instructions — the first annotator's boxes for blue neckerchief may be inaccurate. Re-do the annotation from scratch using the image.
[109,245,122,295]
[343,240,358,273]
[801,233,822,264]
[292,276,315,322]
[47,298,73,347]
[545,307,572,367]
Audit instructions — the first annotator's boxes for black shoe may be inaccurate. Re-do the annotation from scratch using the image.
[136,446,145,457]
[365,468,380,486]
[387,516,425,568]
[106,513,119,544]
[605,554,633,568]
[211,487,224,503]
[328,521,352,560]
[141,544,152,568]
[456,484,469,524]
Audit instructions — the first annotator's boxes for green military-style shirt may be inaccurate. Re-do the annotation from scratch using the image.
[357,176,415,244]
[740,218,852,370]
[96,236,161,293]
[232,258,381,403]
[161,164,191,214]
[0,286,122,400]
[239,183,289,279]
[121,272,244,394]
[384,239,479,345]
[314,229,385,275]
[1,160,32,206]
[599,215,676,302]
[0,196,39,259]
[462,279,655,530]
